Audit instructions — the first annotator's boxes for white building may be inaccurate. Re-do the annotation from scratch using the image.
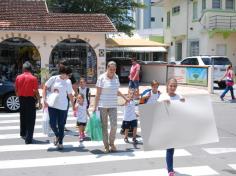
[134,0,164,43]
[154,0,236,65]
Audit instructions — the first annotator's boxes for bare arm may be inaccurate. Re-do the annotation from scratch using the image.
[68,93,75,111]
[93,87,102,112]
[118,90,128,101]
[87,109,90,117]
[133,69,140,81]
[42,85,48,108]
[72,83,78,96]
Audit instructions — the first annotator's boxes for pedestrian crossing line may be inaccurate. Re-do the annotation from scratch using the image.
[203,148,236,154]
[0,110,124,118]
[0,149,191,170]
[0,139,130,152]
[0,128,141,139]
[0,116,130,125]
[228,164,236,170]
[0,120,139,130]
[93,166,219,176]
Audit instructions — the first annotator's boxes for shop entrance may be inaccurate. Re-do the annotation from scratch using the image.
[0,37,41,82]
[49,38,97,83]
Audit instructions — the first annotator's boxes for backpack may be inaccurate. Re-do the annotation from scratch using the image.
[139,89,151,104]
[78,87,90,106]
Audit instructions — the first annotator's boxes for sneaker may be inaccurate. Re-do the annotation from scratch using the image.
[220,96,224,101]
[79,135,83,142]
[57,144,63,150]
[124,137,129,143]
[82,133,86,139]
[110,144,117,152]
[168,171,175,176]
[132,138,138,144]
[104,146,110,153]
[53,137,59,146]
[64,127,69,131]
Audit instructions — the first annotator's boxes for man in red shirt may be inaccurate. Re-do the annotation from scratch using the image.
[15,61,41,144]
[129,57,141,91]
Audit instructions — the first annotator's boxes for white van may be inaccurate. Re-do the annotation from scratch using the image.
[180,56,232,88]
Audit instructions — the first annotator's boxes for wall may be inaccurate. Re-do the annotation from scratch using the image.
[141,64,167,84]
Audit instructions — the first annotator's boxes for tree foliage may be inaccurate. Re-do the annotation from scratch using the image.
[46,0,145,36]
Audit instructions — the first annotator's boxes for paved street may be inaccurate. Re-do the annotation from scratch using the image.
[0,93,236,176]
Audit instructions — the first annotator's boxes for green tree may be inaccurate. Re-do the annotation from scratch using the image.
[46,0,145,36]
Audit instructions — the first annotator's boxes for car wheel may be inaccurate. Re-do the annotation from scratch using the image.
[3,93,20,112]
[218,81,226,89]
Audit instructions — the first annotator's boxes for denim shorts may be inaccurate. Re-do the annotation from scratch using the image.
[129,80,139,89]
[123,120,138,129]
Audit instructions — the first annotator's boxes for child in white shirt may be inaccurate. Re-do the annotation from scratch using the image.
[76,78,91,128]
[123,89,139,144]
[74,93,90,141]
[158,78,185,176]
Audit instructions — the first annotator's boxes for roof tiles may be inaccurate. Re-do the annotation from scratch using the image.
[0,0,117,32]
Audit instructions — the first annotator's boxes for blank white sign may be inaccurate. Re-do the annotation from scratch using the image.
[139,95,219,150]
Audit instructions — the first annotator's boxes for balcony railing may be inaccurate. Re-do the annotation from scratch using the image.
[209,15,236,30]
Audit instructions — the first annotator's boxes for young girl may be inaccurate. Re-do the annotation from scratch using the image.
[123,89,139,144]
[76,78,91,128]
[220,64,235,101]
[74,93,90,141]
[158,78,185,176]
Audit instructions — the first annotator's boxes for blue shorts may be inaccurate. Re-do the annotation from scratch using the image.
[123,120,138,129]
[129,80,139,90]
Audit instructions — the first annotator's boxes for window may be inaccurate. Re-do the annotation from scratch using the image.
[212,0,221,9]
[181,59,190,65]
[190,58,199,65]
[226,0,234,10]
[167,11,170,27]
[189,41,199,56]
[202,57,211,65]
[193,1,198,20]
[175,42,182,61]
[172,6,180,15]
[202,0,206,10]
[151,17,155,22]
[212,57,231,65]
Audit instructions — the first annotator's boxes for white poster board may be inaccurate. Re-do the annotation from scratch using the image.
[139,95,219,151]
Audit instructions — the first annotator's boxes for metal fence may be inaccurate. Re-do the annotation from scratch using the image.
[209,15,236,30]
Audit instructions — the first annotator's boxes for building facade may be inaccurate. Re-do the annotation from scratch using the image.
[0,0,116,84]
[155,0,236,65]
[134,0,164,43]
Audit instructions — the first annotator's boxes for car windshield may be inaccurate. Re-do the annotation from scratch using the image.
[212,57,231,65]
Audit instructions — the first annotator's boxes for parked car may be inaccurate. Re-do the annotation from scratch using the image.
[0,79,20,112]
[180,56,232,88]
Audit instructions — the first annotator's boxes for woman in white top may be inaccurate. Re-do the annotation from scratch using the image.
[42,65,75,150]
[158,78,185,176]
[93,61,128,153]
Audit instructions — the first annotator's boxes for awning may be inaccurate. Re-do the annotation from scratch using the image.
[106,47,167,52]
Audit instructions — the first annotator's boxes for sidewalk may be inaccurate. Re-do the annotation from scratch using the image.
[89,83,209,96]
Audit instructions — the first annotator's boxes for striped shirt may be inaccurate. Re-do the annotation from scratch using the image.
[96,72,120,108]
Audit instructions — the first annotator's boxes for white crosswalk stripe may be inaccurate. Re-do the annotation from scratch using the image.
[94,166,219,176]
[0,108,227,176]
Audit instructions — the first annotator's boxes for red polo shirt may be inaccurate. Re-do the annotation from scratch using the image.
[15,71,38,97]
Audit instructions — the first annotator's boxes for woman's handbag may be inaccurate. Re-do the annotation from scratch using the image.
[46,77,59,107]
[47,91,59,107]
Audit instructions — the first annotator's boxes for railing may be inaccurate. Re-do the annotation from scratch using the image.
[209,15,236,30]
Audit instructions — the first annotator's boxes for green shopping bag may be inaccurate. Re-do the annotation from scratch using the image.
[86,112,103,141]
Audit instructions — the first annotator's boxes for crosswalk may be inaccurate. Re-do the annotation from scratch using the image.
[0,107,235,176]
